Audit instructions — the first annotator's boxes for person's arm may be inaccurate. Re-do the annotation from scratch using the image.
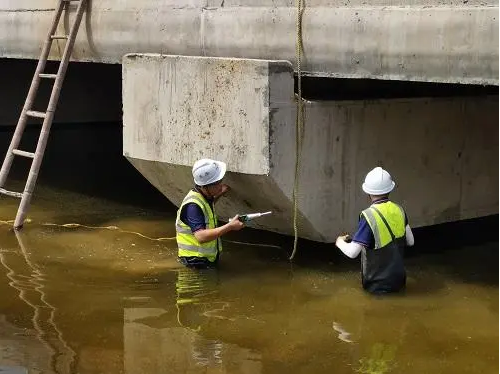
[183,203,244,244]
[405,224,415,246]
[335,236,363,258]
[335,215,373,258]
[194,216,244,243]
[403,212,415,246]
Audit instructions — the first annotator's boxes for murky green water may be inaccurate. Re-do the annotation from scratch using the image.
[0,184,497,374]
[0,124,497,373]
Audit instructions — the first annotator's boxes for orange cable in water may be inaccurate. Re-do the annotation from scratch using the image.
[0,219,281,249]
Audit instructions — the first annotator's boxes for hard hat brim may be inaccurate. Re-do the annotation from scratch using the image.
[362,181,395,195]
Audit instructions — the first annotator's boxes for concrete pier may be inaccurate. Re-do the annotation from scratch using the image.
[122,54,498,242]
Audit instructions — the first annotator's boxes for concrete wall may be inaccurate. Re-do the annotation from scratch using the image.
[122,54,498,242]
[0,0,497,84]
[300,96,499,237]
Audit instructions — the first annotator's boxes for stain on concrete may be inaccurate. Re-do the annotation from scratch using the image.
[268,62,294,75]
[435,204,461,224]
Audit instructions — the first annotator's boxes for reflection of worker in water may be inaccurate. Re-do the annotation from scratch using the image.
[176,266,225,367]
[176,158,244,269]
[176,267,220,330]
[357,343,397,374]
[335,167,415,294]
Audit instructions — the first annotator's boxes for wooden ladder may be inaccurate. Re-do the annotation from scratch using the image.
[0,0,87,229]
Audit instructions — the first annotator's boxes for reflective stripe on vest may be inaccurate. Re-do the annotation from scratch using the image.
[175,190,221,262]
[361,201,406,249]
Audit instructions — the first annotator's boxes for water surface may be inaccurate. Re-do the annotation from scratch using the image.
[0,124,497,374]
[0,184,497,374]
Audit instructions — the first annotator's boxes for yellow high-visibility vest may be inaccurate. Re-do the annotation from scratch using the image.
[175,190,221,262]
[361,201,406,249]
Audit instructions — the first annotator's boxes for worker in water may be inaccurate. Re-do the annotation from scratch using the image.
[335,167,415,294]
[176,158,244,268]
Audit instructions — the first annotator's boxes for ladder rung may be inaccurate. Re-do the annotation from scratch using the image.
[26,110,47,119]
[0,188,23,199]
[12,149,35,159]
[39,73,57,79]
[51,35,69,40]
[62,0,81,7]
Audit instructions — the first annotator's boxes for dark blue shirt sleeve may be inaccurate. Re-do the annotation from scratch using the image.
[180,203,206,233]
[352,215,375,249]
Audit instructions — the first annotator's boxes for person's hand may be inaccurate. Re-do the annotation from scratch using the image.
[227,215,244,231]
[341,234,352,242]
[335,234,351,248]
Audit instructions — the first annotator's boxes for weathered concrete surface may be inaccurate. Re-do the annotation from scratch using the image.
[0,1,498,84]
[123,54,275,175]
[123,54,498,242]
[298,96,499,237]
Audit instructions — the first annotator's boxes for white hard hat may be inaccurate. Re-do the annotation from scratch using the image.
[192,158,227,186]
[362,167,396,195]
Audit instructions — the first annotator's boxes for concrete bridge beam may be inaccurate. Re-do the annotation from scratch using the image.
[0,1,497,84]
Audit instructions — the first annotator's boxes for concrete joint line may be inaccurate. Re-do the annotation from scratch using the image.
[0,8,56,12]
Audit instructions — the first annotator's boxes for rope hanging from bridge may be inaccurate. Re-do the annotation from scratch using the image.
[289,0,305,261]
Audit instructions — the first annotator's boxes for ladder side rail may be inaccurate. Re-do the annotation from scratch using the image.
[14,0,87,228]
[0,1,67,188]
